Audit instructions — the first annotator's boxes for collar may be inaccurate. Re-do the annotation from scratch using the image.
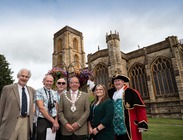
[44,87,51,91]
[70,90,78,94]
[18,83,26,88]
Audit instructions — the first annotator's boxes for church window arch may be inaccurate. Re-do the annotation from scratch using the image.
[129,63,149,99]
[74,54,80,69]
[94,63,109,88]
[73,38,78,51]
[57,38,62,53]
[151,57,178,97]
[57,55,62,68]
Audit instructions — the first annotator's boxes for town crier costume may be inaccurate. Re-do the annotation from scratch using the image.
[108,74,148,140]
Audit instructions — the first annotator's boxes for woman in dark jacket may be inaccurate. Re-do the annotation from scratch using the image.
[88,84,114,140]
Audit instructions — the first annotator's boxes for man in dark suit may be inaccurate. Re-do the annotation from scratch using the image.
[58,76,90,140]
[0,68,35,140]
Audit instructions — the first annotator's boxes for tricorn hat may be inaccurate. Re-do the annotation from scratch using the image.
[92,85,96,92]
[112,74,130,84]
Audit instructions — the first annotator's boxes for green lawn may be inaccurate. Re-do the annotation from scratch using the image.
[142,118,183,140]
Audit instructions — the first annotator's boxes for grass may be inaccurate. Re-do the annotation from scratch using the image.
[142,118,183,140]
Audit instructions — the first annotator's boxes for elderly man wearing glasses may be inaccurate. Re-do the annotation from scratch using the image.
[55,78,67,140]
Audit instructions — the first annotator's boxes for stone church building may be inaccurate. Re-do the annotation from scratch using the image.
[52,26,183,119]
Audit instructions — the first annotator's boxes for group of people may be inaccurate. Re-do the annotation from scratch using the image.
[0,68,148,140]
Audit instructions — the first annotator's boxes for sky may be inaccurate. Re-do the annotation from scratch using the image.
[0,0,182,89]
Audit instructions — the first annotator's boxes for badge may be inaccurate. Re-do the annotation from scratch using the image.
[71,104,76,112]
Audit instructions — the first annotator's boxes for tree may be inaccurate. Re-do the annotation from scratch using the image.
[0,54,14,96]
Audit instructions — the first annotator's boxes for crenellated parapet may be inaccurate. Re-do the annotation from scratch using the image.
[106,30,120,43]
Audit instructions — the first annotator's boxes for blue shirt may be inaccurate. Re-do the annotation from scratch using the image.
[35,87,58,118]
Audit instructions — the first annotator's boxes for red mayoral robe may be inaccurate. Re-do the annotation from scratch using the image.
[123,86,148,140]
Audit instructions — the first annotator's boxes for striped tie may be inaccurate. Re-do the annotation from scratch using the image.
[21,87,27,117]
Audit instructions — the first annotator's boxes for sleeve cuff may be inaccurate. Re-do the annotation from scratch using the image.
[76,122,81,127]
[138,121,148,131]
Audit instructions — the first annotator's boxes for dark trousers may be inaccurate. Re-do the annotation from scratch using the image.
[31,123,37,140]
[61,133,87,140]
[55,120,61,140]
[37,117,52,140]
[114,133,129,140]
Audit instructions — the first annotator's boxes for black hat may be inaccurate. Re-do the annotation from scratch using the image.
[112,74,130,84]
[92,85,96,92]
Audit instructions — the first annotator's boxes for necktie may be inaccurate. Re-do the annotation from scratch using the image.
[71,91,76,102]
[21,87,27,117]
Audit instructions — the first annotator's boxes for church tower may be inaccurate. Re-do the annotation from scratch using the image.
[52,26,86,73]
[106,31,127,77]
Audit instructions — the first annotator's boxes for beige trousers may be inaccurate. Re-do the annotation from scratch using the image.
[9,117,29,140]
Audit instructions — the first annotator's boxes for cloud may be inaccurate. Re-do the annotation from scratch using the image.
[0,0,182,89]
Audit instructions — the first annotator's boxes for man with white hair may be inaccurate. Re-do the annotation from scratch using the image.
[0,68,35,140]
[35,74,59,140]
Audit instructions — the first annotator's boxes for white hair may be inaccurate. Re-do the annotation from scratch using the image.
[17,68,31,78]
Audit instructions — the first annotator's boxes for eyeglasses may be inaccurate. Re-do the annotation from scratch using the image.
[57,82,66,85]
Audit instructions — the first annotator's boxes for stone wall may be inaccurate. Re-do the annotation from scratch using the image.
[53,26,183,119]
[88,35,183,119]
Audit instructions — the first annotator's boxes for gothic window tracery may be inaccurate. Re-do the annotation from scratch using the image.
[129,63,149,99]
[151,57,178,97]
[94,64,109,88]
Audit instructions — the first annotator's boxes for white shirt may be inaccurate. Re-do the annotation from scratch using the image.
[112,87,125,101]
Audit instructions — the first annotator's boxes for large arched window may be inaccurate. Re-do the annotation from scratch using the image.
[74,55,80,69]
[94,64,109,88]
[129,63,149,99]
[73,38,78,51]
[151,57,178,97]
[58,55,62,67]
[57,39,62,53]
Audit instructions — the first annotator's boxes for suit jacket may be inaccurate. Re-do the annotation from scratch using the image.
[58,91,90,136]
[0,83,35,139]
